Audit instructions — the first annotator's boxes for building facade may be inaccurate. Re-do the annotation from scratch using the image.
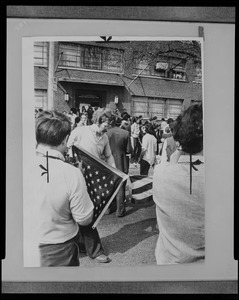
[34,40,202,120]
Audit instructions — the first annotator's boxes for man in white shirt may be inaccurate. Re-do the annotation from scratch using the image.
[160,118,167,131]
[139,123,157,175]
[67,108,115,167]
[130,116,141,166]
[68,107,78,129]
[66,108,116,263]
[34,110,94,266]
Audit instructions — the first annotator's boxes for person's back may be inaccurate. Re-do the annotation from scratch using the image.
[35,146,93,244]
[153,104,205,264]
[139,123,157,175]
[33,110,94,266]
[141,133,157,165]
[153,156,205,264]
[160,118,167,131]
[131,119,140,138]
[106,125,131,173]
[105,116,131,217]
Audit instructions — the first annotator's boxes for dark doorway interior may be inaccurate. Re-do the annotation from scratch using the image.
[75,89,106,110]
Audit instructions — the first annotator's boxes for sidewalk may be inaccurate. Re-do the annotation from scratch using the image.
[79,163,158,267]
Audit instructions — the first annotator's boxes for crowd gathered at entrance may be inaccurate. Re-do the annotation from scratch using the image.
[34,103,205,266]
[35,105,178,176]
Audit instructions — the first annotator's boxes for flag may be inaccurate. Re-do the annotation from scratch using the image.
[72,145,129,229]
[130,175,153,204]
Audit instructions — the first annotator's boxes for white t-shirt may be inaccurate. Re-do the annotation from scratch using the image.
[153,155,205,264]
[160,121,167,130]
[67,124,112,161]
[33,146,94,244]
[141,133,157,165]
[131,122,140,138]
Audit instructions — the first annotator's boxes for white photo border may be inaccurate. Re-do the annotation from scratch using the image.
[4,18,236,282]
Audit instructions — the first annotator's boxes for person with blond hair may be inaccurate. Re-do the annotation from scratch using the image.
[66,107,116,263]
[67,108,115,167]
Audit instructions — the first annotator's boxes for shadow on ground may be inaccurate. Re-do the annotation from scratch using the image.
[101,217,158,255]
[124,200,155,216]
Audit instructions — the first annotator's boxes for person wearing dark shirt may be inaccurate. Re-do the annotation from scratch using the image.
[106,115,132,217]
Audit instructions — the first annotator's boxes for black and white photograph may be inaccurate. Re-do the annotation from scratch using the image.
[4,6,237,294]
[23,37,205,267]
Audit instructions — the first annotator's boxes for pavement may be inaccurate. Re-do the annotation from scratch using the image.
[79,163,159,267]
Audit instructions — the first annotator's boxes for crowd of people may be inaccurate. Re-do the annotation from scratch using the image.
[35,105,178,175]
[33,103,205,266]
[56,106,178,175]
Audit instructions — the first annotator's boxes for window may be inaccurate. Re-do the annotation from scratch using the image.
[131,97,149,118]
[193,65,202,83]
[35,89,47,110]
[148,98,166,119]
[131,96,183,120]
[152,61,168,78]
[134,59,150,76]
[84,47,102,70]
[34,42,48,66]
[134,57,187,81]
[58,43,123,73]
[102,48,123,72]
[167,99,183,119]
[60,43,82,68]
[172,70,186,80]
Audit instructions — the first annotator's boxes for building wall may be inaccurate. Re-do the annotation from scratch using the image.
[34,41,202,117]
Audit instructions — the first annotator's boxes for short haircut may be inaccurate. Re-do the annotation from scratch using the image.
[91,108,113,125]
[74,116,81,124]
[36,110,71,146]
[144,123,155,135]
[173,104,203,154]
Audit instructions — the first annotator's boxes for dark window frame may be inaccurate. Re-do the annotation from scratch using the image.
[58,43,124,73]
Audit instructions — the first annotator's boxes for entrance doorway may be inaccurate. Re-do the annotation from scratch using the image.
[75,89,105,111]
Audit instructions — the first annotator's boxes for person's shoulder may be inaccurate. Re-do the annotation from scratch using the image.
[118,126,129,134]
[105,128,114,137]
[62,160,76,170]
[81,125,92,134]
[154,162,168,175]
[103,132,110,141]
[73,124,87,132]
[63,161,83,178]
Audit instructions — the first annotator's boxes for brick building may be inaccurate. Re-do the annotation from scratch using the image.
[34,40,202,120]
